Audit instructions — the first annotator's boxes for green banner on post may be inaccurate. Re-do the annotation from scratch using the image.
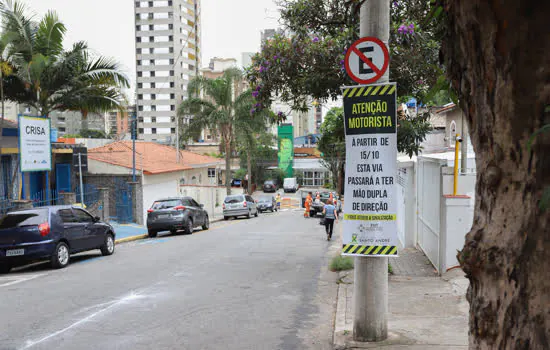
[277,124,294,178]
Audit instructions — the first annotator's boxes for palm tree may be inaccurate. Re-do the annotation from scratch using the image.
[234,94,273,194]
[178,68,250,195]
[0,1,129,118]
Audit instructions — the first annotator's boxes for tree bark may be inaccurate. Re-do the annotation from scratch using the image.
[443,1,550,348]
[0,68,4,145]
[223,133,232,196]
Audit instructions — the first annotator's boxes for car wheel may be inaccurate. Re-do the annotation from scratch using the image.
[255,210,258,217]
[148,230,158,238]
[0,264,12,274]
[202,216,210,230]
[51,242,70,269]
[185,219,194,234]
[224,216,229,221]
[100,233,115,256]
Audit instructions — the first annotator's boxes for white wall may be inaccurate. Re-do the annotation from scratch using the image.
[179,185,244,219]
[142,173,180,223]
[439,196,474,272]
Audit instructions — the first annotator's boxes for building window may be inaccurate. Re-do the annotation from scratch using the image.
[303,171,325,187]
[152,128,157,134]
[138,128,144,134]
[58,127,66,133]
[151,117,156,123]
[208,168,216,178]
[171,128,175,134]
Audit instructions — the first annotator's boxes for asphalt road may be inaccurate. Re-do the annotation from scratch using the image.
[0,206,338,350]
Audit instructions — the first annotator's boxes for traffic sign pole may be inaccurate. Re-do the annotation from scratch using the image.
[353,0,390,342]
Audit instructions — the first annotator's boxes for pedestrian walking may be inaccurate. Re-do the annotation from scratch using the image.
[322,199,338,241]
[275,193,282,211]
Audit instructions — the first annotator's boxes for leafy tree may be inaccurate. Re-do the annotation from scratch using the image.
[234,98,274,194]
[441,1,550,347]
[0,1,129,120]
[318,107,345,194]
[245,0,438,156]
[178,68,252,195]
[238,131,277,187]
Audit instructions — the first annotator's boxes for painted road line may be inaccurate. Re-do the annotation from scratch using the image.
[0,273,49,288]
[21,292,145,349]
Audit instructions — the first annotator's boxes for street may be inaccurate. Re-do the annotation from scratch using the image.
[0,206,338,350]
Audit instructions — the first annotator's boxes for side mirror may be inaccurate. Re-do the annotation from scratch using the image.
[200,204,204,208]
[94,216,101,222]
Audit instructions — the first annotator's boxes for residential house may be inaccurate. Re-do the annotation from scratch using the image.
[87,141,224,223]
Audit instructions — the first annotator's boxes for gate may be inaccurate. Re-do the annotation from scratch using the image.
[113,179,133,223]
[75,184,103,219]
[416,157,444,270]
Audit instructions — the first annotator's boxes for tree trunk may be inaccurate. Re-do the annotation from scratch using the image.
[338,161,345,195]
[246,148,252,194]
[443,1,550,348]
[224,136,232,196]
[0,68,4,144]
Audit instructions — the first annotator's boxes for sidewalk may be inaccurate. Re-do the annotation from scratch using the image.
[111,215,226,244]
[334,248,469,349]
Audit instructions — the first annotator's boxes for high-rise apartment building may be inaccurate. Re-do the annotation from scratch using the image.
[134,0,201,143]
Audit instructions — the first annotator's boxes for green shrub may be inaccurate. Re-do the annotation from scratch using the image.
[330,255,354,272]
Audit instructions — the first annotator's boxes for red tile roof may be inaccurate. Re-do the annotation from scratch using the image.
[88,141,223,175]
[436,103,457,114]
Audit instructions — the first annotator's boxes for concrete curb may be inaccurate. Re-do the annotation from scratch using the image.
[333,271,350,349]
[114,217,226,245]
[115,234,148,244]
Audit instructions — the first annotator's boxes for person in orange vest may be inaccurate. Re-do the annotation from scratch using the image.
[304,192,313,218]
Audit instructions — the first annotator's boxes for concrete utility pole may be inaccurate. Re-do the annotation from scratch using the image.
[353,0,390,342]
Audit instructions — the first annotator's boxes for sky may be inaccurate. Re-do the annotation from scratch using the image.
[25,0,281,97]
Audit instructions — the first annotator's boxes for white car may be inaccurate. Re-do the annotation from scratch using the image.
[283,178,299,193]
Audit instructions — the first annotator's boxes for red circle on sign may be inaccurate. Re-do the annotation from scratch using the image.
[344,37,390,85]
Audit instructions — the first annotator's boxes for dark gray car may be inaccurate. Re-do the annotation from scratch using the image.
[146,197,209,237]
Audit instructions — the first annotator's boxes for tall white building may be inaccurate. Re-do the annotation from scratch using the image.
[134,0,201,142]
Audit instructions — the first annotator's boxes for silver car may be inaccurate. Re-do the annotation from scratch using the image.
[223,194,258,220]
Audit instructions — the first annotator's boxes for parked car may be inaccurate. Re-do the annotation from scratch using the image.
[0,206,115,273]
[308,191,342,217]
[146,197,209,238]
[283,178,299,193]
[223,194,258,220]
[257,196,277,213]
[262,180,278,193]
[231,178,242,187]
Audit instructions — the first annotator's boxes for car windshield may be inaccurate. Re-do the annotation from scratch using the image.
[0,209,49,229]
[224,195,244,204]
[258,197,272,203]
[152,200,180,209]
[264,181,274,185]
